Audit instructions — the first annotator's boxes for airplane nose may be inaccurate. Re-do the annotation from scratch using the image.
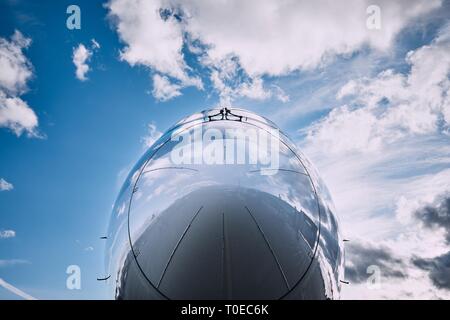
[107,108,343,300]
[130,186,318,299]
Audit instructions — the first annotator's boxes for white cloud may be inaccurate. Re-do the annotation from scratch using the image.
[107,0,186,79]
[72,44,92,81]
[152,74,182,101]
[0,92,39,137]
[106,0,202,101]
[238,78,272,101]
[0,178,13,191]
[181,0,440,76]
[304,135,450,299]
[0,31,39,137]
[301,25,450,299]
[107,0,441,103]
[343,182,450,299]
[0,230,16,239]
[0,30,32,95]
[141,121,162,149]
[306,23,450,154]
[202,55,290,105]
[271,85,290,103]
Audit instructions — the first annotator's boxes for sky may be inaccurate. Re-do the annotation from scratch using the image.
[0,0,450,299]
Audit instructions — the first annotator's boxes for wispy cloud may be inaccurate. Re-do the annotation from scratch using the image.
[0,259,29,267]
[141,122,162,149]
[305,23,450,154]
[91,38,100,50]
[74,239,95,252]
[152,74,182,101]
[300,23,450,299]
[0,178,13,191]
[0,278,36,300]
[0,230,16,239]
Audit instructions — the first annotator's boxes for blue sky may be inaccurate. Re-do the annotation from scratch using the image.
[1,0,450,299]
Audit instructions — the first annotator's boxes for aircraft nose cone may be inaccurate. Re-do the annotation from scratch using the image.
[108,108,343,300]
[131,186,317,299]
